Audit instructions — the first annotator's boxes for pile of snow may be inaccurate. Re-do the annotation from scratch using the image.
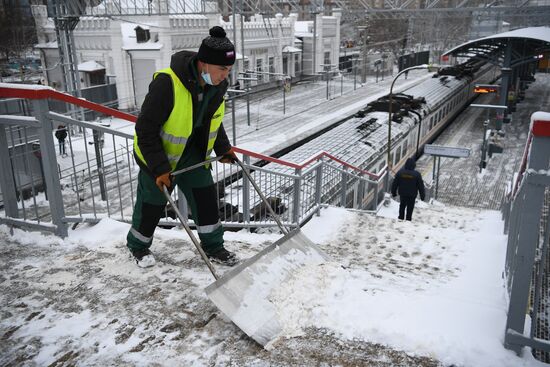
[0,202,545,366]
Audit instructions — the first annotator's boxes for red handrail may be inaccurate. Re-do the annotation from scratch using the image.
[1,83,382,180]
[0,83,137,122]
[233,146,383,179]
[532,119,550,137]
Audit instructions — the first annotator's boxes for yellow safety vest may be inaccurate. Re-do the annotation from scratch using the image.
[134,67,225,170]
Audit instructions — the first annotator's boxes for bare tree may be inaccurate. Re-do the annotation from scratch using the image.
[0,5,38,63]
[365,17,408,55]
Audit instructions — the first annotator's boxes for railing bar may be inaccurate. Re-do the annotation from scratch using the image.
[66,129,83,216]
[48,112,133,139]
[21,126,41,222]
[238,162,300,179]
[0,115,40,127]
[9,125,27,220]
[235,163,240,223]
[81,127,98,219]
[112,134,124,220]
[101,137,111,217]
[125,138,135,209]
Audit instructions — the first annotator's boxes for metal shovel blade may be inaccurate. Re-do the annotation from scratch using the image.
[205,229,330,347]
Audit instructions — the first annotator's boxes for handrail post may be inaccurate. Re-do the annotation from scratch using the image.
[314,160,323,216]
[0,124,19,218]
[242,154,251,227]
[340,166,348,207]
[32,99,68,237]
[357,177,365,209]
[292,167,302,226]
[93,129,107,201]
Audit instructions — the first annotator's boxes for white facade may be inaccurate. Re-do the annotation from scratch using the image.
[32,4,340,110]
[221,13,300,85]
[295,12,342,75]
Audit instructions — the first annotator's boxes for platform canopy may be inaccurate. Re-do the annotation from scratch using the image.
[443,27,550,68]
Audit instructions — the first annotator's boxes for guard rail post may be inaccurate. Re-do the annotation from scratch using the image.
[314,160,323,216]
[0,124,19,218]
[242,154,251,226]
[357,176,365,209]
[340,166,348,207]
[504,116,550,355]
[505,187,524,281]
[92,129,107,201]
[31,99,68,238]
[372,177,378,210]
[292,167,302,225]
[503,197,511,234]
[505,173,546,354]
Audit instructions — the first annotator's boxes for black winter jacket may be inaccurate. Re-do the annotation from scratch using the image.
[134,51,232,178]
[391,158,426,200]
[55,126,67,141]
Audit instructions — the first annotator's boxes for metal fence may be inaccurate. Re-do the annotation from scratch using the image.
[0,84,386,238]
[501,115,550,357]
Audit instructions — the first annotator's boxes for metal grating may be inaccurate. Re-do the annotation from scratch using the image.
[532,187,550,363]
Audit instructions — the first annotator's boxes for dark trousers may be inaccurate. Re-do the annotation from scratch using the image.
[126,167,224,254]
[58,140,66,155]
[398,196,416,221]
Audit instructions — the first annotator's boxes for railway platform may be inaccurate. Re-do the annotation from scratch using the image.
[416,72,550,210]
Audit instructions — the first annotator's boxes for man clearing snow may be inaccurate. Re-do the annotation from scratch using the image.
[391,158,425,221]
[127,26,238,268]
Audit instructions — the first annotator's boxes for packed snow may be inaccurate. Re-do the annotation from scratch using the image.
[0,200,546,366]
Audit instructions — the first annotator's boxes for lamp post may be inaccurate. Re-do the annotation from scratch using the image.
[387,64,439,187]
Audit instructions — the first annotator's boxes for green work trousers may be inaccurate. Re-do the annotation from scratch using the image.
[126,166,223,254]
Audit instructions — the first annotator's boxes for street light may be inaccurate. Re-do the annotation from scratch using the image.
[387,64,439,184]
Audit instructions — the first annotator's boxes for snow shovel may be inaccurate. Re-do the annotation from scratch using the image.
[164,157,330,347]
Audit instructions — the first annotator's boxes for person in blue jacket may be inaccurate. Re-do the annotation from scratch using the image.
[391,158,425,221]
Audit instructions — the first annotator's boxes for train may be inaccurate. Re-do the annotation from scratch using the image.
[221,59,498,222]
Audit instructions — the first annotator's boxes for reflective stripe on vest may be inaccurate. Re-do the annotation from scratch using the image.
[134,67,226,170]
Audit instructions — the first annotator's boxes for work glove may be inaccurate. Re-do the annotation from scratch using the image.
[155,172,172,192]
[220,147,238,164]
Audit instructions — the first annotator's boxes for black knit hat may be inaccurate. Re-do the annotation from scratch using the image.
[197,26,235,66]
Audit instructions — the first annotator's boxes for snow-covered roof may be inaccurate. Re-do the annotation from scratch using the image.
[121,22,162,51]
[0,82,54,91]
[294,21,311,35]
[78,60,105,72]
[34,41,58,49]
[235,52,248,60]
[169,14,208,19]
[283,46,302,53]
[444,26,550,58]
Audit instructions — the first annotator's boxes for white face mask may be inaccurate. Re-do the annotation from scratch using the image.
[201,64,214,85]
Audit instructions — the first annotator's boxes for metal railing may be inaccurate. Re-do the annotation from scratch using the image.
[501,114,550,358]
[0,83,386,237]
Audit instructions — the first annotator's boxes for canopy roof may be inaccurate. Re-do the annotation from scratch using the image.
[443,27,550,68]
[78,60,105,72]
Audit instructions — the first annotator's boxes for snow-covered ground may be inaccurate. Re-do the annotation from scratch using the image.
[0,200,545,366]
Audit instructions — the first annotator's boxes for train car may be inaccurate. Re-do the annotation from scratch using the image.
[222,60,497,222]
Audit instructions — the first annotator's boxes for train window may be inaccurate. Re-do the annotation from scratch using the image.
[430,116,434,129]
[402,141,408,156]
[395,146,402,164]
[378,161,385,172]
[438,110,442,122]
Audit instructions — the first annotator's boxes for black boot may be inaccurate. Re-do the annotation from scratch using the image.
[205,247,238,266]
